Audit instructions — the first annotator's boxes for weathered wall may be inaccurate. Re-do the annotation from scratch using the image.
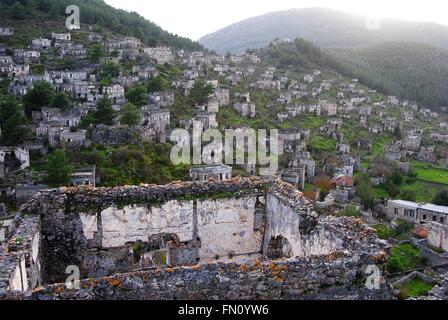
[25,178,270,283]
[264,183,318,257]
[0,215,41,294]
[0,178,397,300]
[428,222,448,252]
[197,197,263,262]
[3,252,394,300]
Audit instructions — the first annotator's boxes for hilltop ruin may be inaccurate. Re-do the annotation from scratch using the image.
[0,177,393,300]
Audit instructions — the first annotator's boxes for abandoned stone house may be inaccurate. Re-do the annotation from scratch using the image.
[329,188,351,204]
[304,74,314,83]
[51,33,71,44]
[8,64,30,80]
[281,167,306,191]
[0,178,393,300]
[320,100,338,116]
[148,91,175,107]
[143,47,174,65]
[212,88,230,106]
[13,49,40,64]
[141,107,171,143]
[403,134,422,151]
[416,146,437,164]
[194,112,214,131]
[15,183,47,206]
[431,134,448,144]
[31,38,51,51]
[0,147,30,179]
[387,200,448,226]
[384,143,403,161]
[233,102,256,118]
[189,164,232,182]
[47,127,87,149]
[337,143,351,155]
[71,166,96,188]
[103,84,125,104]
[357,139,372,151]
[0,27,13,36]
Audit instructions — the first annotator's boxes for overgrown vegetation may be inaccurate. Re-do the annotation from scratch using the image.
[397,278,434,300]
[387,243,427,273]
[0,0,203,51]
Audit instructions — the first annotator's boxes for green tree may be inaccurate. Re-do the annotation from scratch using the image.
[23,81,54,115]
[0,97,29,145]
[147,76,169,92]
[45,149,72,187]
[385,179,400,197]
[120,103,141,126]
[188,80,213,105]
[390,170,404,185]
[88,43,103,63]
[100,62,120,80]
[50,92,70,109]
[12,1,26,20]
[400,190,416,202]
[355,174,375,210]
[125,84,147,107]
[94,97,116,125]
[433,190,448,206]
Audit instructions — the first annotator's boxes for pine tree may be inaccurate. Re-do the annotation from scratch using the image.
[94,97,116,125]
[45,149,72,187]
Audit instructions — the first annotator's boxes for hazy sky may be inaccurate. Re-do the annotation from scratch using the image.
[104,0,448,40]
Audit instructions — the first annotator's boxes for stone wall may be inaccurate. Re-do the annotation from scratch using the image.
[2,252,394,300]
[0,215,41,294]
[21,178,270,283]
[428,222,448,252]
[2,177,393,300]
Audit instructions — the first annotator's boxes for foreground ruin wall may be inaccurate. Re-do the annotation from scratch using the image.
[1,177,394,299]
[3,253,394,300]
[0,215,41,294]
[22,178,272,283]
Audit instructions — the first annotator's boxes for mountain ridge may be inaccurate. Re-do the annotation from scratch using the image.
[199,7,448,54]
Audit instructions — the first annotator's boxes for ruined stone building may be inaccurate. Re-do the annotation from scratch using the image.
[0,178,393,300]
[189,164,232,182]
[0,147,30,179]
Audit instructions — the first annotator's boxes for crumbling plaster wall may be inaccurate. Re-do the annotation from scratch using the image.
[28,178,270,283]
[16,177,389,290]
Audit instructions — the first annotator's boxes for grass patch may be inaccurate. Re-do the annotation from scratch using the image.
[387,243,427,273]
[412,162,448,185]
[371,223,395,240]
[308,134,336,153]
[398,180,441,203]
[397,278,434,300]
[371,135,393,157]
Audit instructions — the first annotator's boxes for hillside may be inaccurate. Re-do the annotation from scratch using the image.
[0,0,203,51]
[329,42,448,108]
[199,7,448,54]
[254,39,448,111]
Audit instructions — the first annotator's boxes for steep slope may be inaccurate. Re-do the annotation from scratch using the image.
[199,7,448,54]
[257,39,448,111]
[329,42,448,108]
[0,0,203,51]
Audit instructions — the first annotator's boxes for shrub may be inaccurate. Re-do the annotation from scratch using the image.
[387,244,427,273]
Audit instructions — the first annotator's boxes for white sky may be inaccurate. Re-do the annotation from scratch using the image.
[104,0,448,40]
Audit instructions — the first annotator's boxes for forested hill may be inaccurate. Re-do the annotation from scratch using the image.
[260,39,448,111]
[329,42,448,109]
[199,7,448,54]
[0,0,203,51]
